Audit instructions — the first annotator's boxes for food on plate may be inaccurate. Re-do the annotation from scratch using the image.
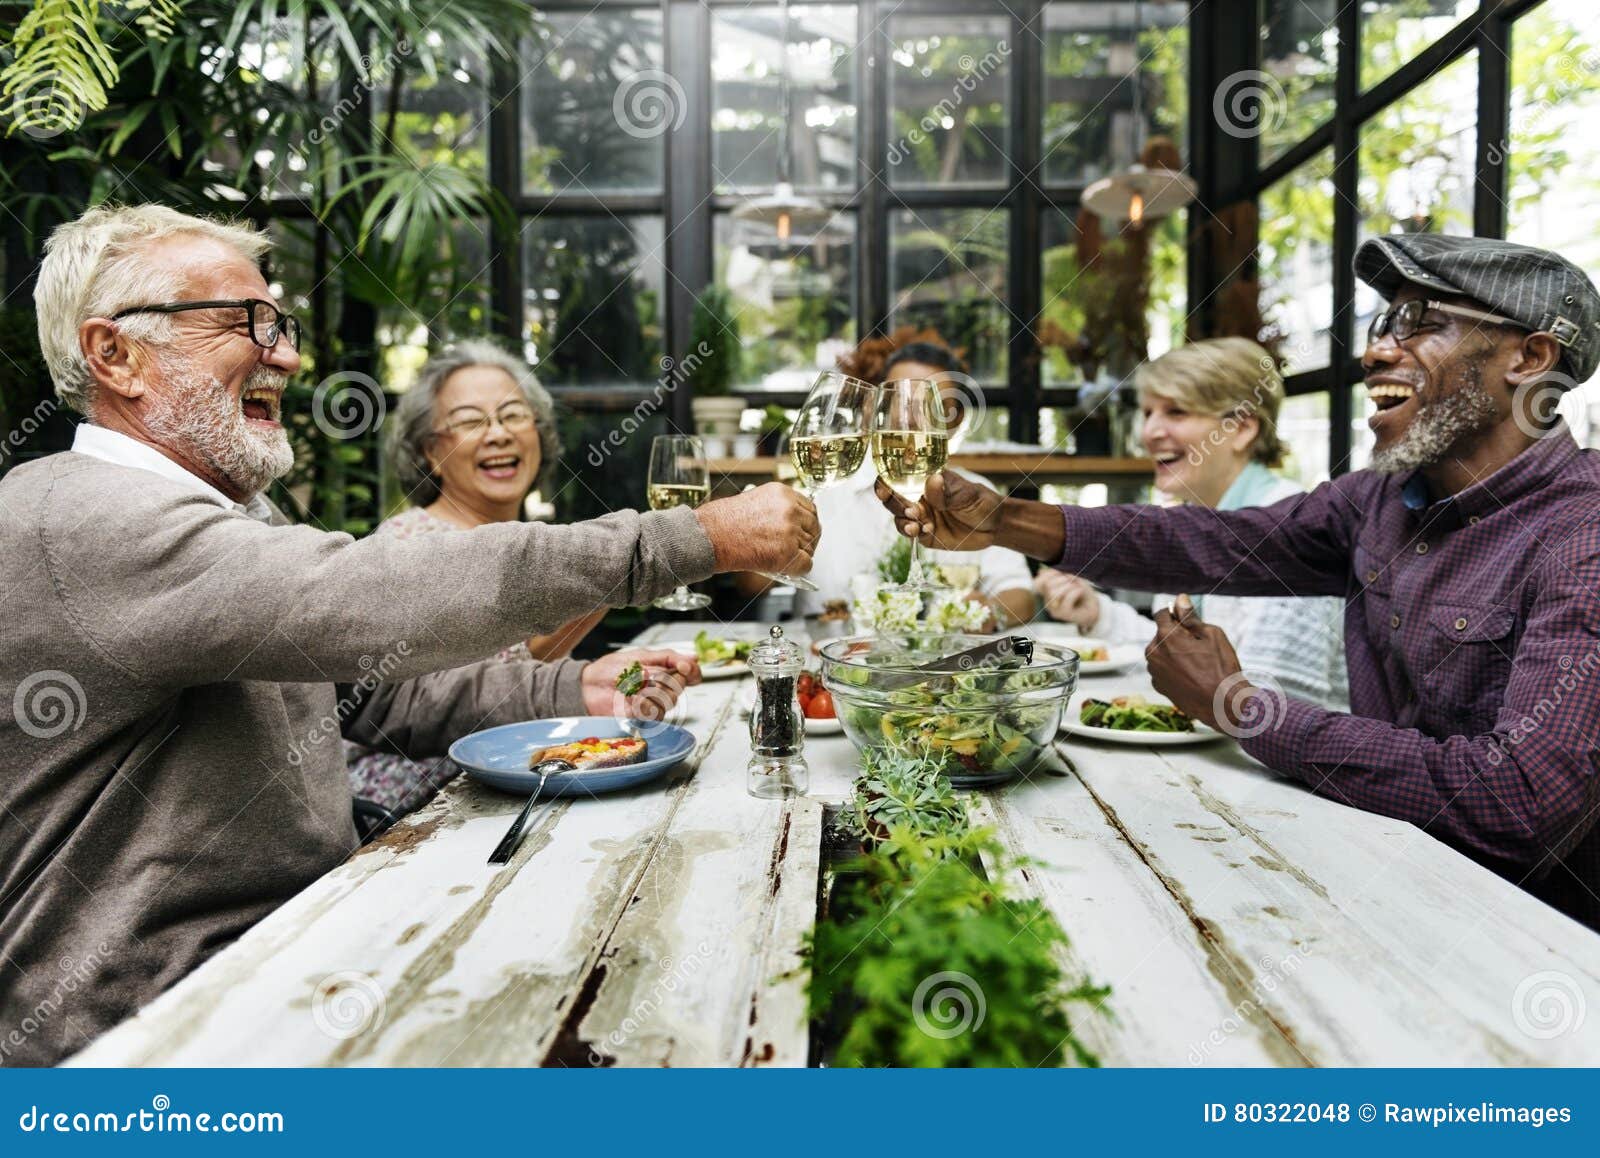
[694,630,753,666]
[529,735,648,769]
[614,661,646,697]
[796,671,837,719]
[816,599,851,623]
[1079,695,1194,733]
[1072,643,1110,663]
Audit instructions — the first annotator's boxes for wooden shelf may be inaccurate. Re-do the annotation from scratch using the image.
[706,453,1153,487]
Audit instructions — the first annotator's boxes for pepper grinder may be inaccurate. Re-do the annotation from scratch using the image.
[746,625,808,799]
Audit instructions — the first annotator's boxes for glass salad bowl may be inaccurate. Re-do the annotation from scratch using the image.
[817,633,1079,788]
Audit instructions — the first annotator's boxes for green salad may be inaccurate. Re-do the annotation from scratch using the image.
[694,630,753,666]
[1079,695,1194,733]
[827,661,1065,779]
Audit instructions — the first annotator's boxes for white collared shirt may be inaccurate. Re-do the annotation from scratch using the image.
[793,466,1034,616]
[70,423,276,524]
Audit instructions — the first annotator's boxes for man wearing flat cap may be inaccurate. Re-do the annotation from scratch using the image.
[881,233,1600,930]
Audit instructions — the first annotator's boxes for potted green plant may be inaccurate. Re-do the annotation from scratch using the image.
[686,285,746,450]
[756,404,791,456]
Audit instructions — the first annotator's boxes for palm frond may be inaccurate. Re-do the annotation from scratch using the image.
[1,0,118,136]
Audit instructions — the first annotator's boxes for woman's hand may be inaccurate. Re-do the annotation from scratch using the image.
[580,648,702,718]
[526,607,610,661]
[1034,569,1100,633]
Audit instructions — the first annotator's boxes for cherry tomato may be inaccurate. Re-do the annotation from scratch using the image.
[804,689,835,719]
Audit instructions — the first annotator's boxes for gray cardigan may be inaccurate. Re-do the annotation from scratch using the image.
[0,451,716,1065]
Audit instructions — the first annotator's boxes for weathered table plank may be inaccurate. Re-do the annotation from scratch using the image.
[70,676,748,1066]
[991,675,1600,1067]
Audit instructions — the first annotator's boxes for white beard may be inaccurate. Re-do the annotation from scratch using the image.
[1369,382,1499,475]
[145,353,295,499]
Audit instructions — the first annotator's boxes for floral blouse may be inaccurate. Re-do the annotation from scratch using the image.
[344,506,532,817]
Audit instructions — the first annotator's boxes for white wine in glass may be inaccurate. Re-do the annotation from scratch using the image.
[872,378,952,591]
[647,435,713,612]
[758,372,879,592]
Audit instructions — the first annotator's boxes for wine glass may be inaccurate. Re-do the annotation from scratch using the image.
[871,377,952,591]
[647,435,713,612]
[758,371,879,591]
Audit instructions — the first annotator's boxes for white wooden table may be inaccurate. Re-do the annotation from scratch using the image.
[72,622,1600,1067]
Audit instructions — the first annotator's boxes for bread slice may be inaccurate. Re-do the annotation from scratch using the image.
[530,735,648,770]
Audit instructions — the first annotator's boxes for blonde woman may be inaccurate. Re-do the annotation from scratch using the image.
[1037,338,1349,711]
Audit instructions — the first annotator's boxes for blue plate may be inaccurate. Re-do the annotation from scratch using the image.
[449,718,697,797]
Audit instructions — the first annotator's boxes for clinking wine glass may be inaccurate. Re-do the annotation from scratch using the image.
[647,435,713,612]
[872,377,952,592]
[758,371,880,591]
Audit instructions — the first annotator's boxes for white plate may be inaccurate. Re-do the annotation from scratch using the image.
[804,714,843,735]
[1017,625,1142,675]
[1060,694,1225,746]
[650,640,751,680]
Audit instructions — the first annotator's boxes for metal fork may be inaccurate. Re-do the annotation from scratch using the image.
[487,759,573,865]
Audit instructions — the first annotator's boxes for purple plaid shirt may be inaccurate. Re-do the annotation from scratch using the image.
[1057,425,1600,930]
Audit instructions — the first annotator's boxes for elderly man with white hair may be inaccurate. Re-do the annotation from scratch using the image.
[0,203,818,1065]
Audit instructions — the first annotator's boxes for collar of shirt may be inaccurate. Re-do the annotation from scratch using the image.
[70,423,276,523]
[1398,420,1580,528]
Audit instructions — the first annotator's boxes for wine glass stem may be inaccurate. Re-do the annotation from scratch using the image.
[908,536,926,585]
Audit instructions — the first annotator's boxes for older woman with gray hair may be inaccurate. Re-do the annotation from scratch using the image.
[347,341,608,816]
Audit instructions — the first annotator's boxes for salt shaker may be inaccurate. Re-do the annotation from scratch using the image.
[746,625,808,799]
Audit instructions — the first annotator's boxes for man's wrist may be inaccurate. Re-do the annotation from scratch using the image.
[994,497,1067,562]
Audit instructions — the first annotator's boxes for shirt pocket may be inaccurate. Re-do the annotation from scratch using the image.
[1417,603,1517,730]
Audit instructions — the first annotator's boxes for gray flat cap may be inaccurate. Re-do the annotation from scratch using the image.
[1355,233,1600,384]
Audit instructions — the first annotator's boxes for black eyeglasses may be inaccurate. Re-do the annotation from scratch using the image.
[110,299,303,351]
[1367,299,1526,348]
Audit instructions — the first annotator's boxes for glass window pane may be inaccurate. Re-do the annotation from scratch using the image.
[1278,391,1331,487]
[887,14,1010,186]
[889,207,1009,378]
[523,10,666,195]
[378,221,493,392]
[1260,147,1335,374]
[715,212,856,390]
[1361,0,1474,91]
[1355,49,1476,338]
[522,216,665,385]
[1257,0,1337,166]
[1508,0,1600,443]
[1041,208,1187,386]
[1043,2,1186,185]
[375,45,487,175]
[712,5,858,193]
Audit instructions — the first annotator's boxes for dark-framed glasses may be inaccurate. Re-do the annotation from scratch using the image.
[110,299,303,351]
[1367,299,1526,347]
[435,402,537,438]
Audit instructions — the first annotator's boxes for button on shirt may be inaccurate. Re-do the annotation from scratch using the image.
[1054,424,1600,929]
